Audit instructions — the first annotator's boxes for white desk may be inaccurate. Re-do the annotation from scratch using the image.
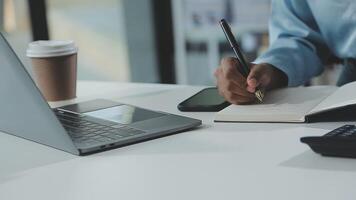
[1,81,356,200]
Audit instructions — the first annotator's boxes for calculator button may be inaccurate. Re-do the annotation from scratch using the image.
[325,131,340,137]
[344,125,355,129]
[324,125,356,137]
[340,132,352,137]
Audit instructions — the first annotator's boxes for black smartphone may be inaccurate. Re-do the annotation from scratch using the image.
[178,87,230,112]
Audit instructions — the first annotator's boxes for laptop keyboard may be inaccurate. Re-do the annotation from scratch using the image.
[54,109,146,147]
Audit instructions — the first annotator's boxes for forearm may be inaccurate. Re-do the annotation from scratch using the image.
[254,38,324,86]
[254,0,330,86]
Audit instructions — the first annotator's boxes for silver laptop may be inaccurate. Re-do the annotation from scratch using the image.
[0,33,201,155]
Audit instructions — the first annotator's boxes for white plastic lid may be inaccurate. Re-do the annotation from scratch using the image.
[26,40,78,58]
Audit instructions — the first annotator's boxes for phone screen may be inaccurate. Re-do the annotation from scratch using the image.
[178,88,229,111]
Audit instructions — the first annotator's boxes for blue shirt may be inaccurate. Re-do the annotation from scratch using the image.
[254,0,356,86]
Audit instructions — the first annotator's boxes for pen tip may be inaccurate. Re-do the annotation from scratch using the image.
[255,90,264,103]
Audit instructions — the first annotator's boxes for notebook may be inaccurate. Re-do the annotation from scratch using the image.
[214,81,356,123]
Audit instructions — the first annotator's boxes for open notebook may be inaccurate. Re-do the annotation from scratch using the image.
[215,81,356,123]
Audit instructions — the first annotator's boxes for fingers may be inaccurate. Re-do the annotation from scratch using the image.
[246,64,272,93]
[215,57,256,104]
[220,57,247,87]
[220,58,239,79]
[225,92,255,105]
[216,60,286,104]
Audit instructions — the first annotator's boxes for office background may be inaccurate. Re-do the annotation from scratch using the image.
[0,0,342,86]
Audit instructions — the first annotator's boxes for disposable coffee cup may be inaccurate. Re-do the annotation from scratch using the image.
[27,40,78,101]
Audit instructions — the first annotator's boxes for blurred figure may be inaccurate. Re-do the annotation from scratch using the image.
[215,0,356,104]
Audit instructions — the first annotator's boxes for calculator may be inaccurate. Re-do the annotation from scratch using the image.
[300,125,356,158]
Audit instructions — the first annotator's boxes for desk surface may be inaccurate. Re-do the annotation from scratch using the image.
[1,81,356,200]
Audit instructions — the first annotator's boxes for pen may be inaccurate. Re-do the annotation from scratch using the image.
[219,19,264,102]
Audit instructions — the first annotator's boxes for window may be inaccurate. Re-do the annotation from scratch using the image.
[47,0,130,81]
[0,0,32,72]
[172,0,271,85]
[1,0,166,83]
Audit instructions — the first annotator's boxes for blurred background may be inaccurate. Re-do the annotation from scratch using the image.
[0,0,341,86]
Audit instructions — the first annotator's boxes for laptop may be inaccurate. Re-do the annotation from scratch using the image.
[0,33,202,155]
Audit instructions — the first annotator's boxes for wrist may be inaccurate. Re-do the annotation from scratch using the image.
[264,63,288,89]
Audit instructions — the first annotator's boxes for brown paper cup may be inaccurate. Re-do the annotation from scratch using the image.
[27,40,78,101]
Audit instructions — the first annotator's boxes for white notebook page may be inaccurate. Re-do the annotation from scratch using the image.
[310,81,356,115]
[215,86,336,122]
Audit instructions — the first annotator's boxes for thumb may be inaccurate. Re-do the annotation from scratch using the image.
[246,65,270,93]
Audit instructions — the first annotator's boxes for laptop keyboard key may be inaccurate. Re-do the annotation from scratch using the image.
[92,130,107,135]
[96,137,115,143]
[107,134,124,140]
[54,109,147,146]
[111,124,126,129]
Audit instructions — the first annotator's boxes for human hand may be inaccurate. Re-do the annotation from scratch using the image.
[214,57,287,104]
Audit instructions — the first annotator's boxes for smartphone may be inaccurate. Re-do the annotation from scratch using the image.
[178,87,230,112]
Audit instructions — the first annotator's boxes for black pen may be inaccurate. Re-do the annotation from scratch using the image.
[219,19,264,102]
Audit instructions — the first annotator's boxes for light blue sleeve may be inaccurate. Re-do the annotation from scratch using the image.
[254,0,331,86]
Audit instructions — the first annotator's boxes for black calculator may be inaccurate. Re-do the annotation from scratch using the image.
[301,125,356,158]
